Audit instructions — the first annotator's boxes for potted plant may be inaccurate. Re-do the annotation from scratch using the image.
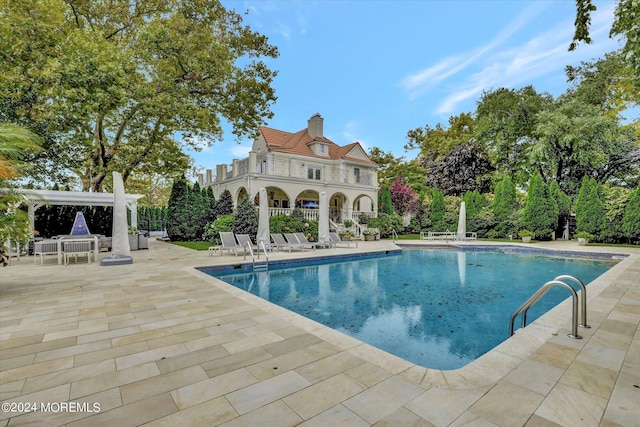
[363,227,379,241]
[518,229,533,243]
[574,231,594,246]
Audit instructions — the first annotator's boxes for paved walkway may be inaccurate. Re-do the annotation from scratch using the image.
[0,239,638,426]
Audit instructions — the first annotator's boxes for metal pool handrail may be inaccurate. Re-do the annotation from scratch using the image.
[554,275,590,329]
[509,280,582,339]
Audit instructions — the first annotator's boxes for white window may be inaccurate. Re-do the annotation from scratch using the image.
[308,166,321,180]
[354,167,360,183]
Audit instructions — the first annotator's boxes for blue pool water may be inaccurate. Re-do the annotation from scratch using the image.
[204,248,619,370]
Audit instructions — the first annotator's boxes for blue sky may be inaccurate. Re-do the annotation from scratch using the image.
[187,0,621,175]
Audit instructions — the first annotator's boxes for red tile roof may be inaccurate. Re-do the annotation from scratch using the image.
[259,126,377,166]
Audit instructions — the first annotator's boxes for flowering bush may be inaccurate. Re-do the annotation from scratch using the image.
[363,227,379,235]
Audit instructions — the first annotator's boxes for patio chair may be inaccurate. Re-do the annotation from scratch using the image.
[63,241,93,265]
[329,231,358,248]
[284,233,315,251]
[34,240,59,265]
[293,232,321,250]
[219,232,243,256]
[270,233,305,252]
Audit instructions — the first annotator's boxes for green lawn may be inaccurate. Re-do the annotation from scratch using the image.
[171,241,212,251]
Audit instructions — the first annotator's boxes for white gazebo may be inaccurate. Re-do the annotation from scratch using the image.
[20,189,145,233]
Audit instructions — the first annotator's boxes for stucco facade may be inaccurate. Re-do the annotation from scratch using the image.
[201,114,378,231]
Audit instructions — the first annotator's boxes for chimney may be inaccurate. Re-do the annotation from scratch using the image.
[308,113,323,139]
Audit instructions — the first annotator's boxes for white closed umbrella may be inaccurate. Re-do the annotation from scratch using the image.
[257,188,270,246]
[319,191,330,245]
[457,201,466,241]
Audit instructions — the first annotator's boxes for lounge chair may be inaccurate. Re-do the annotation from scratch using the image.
[329,231,358,248]
[270,233,305,252]
[284,233,316,251]
[219,232,243,256]
[293,232,323,249]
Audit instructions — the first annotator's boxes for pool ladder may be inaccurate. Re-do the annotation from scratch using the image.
[243,240,269,272]
[509,275,590,339]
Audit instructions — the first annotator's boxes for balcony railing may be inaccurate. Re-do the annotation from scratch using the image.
[255,156,374,186]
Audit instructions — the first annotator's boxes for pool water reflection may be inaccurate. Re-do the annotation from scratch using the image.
[207,249,617,370]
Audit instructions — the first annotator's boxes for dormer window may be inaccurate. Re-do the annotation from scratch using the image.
[310,142,329,156]
[319,144,326,154]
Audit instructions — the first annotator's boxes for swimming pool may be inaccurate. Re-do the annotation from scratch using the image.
[203,247,619,370]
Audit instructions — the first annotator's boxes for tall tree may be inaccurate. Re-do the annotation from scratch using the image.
[423,141,494,196]
[429,189,446,231]
[405,113,476,164]
[389,177,419,216]
[623,185,640,243]
[378,186,394,215]
[522,172,558,240]
[492,175,518,237]
[0,0,278,191]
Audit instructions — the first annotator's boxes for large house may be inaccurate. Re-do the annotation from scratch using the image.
[201,113,378,232]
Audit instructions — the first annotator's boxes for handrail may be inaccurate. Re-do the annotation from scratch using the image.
[242,240,254,261]
[258,240,269,265]
[554,275,590,328]
[391,229,398,243]
[243,240,269,271]
[509,280,582,339]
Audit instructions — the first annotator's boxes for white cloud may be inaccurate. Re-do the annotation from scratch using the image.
[228,143,252,159]
[431,3,618,115]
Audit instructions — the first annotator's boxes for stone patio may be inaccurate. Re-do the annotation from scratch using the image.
[1,239,638,426]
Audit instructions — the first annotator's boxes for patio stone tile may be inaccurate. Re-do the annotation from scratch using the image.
[169,317,224,334]
[575,341,626,371]
[170,368,257,410]
[560,359,617,398]
[110,327,174,347]
[502,359,565,395]
[535,383,607,427]
[220,309,270,323]
[137,316,194,331]
[300,404,370,427]
[295,350,365,384]
[0,379,24,400]
[120,365,208,404]
[145,329,210,350]
[0,356,74,383]
[449,411,500,426]
[261,333,322,357]
[522,414,563,427]
[405,387,485,426]
[155,344,229,374]
[141,396,237,427]
[66,392,177,427]
[184,330,246,352]
[204,318,258,336]
[218,400,302,427]
[528,342,580,369]
[345,362,393,387]
[201,347,272,377]
[5,387,121,427]
[0,384,70,422]
[246,349,318,381]
[601,383,640,427]
[70,361,160,399]
[0,337,75,360]
[283,373,366,420]
[588,328,633,351]
[74,341,149,366]
[22,359,115,394]
[372,407,434,426]
[33,339,112,363]
[0,335,45,351]
[225,370,311,415]
[237,319,292,337]
[468,382,544,427]
[1,353,35,371]
[343,376,425,424]
[221,331,283,354]
[598,318,637,337]
[115,343,189,370]
[76,326,142,344]
[42,324,109,342]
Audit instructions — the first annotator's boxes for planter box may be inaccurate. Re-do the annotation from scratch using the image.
[364,234,375,241]
[138,234,148,250]
[128,234,139,251]
[578,238,588,246]
[521,236,531,243]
